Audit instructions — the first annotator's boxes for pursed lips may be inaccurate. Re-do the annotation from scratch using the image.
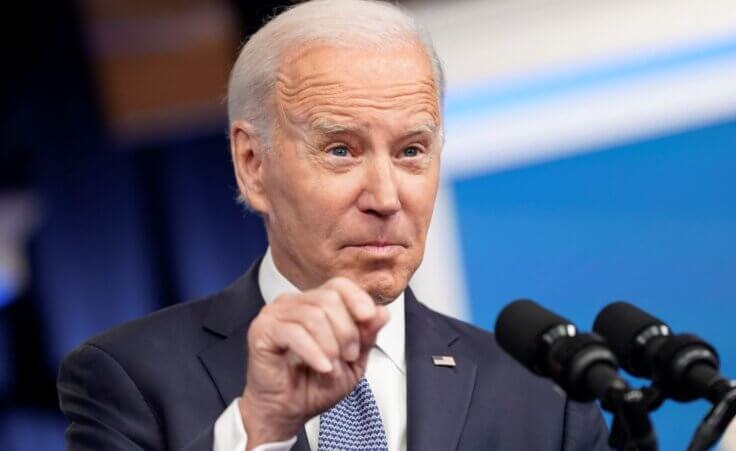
[341,241,408,257]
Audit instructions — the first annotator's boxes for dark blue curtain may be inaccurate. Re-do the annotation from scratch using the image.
[1,1,270,449]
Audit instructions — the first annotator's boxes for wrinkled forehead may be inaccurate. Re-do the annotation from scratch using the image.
[274,42,441,132]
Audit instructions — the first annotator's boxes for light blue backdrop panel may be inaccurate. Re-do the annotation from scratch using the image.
[453,118,736,450]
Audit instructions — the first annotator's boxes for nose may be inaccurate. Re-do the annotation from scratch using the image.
[357,155,401,217]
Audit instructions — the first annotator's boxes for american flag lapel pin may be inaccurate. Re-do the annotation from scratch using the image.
[432,355,456,367]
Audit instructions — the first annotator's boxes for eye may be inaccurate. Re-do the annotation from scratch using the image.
[328,146,349,157]
[402,146,421,157]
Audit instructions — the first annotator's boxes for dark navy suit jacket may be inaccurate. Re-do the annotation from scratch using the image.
[58,260,611,450]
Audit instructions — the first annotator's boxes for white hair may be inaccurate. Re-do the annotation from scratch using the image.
[226,0,445,148]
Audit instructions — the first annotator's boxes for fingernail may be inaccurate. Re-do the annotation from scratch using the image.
[331,359,341,371]
[346,342,360,361]
[360,302,375,318]
[320,357,333,373]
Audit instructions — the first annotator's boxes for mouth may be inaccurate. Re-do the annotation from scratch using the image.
[342,241,407,258]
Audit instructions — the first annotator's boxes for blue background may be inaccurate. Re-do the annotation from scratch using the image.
[454,118,736,449]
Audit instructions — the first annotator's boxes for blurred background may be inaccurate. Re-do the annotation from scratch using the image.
[1,0,735,449]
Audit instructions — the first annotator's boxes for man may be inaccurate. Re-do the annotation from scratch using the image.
[58,1,610,450]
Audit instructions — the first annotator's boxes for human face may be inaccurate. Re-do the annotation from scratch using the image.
[236,41,441,303]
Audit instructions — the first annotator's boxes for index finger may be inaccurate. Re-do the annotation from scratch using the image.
[323,277,376,322]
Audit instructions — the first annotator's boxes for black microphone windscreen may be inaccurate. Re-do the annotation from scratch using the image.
[592,301,667,362]
[495,299,571,370]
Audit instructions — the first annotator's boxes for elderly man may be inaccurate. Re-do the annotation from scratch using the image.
[58,1,610,450]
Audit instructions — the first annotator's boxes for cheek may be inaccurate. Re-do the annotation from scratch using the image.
[270,165,360,234]
[297,170,364,226]
[401,174,439,228]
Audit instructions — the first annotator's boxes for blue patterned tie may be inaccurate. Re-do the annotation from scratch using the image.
[317,376,389,451]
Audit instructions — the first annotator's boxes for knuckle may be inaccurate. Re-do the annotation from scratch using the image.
[287,323,306,341]
[326,276,351,290]
[321,289,342,307]
[273,292,296,305]
[249,313,268,332]
[344,325,360,341]
[258,304,284,323]
[336,326,359,348]
[323,343,339,360]
[277,324,302,348]
[296,312,323,338]
[246,320,268,348]
[303,305,327,325]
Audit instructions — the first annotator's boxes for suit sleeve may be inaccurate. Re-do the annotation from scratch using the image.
[57,343,168,450]
[562,399,612,451]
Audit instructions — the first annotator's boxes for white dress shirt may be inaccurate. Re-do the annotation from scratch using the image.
[213,248,407,451]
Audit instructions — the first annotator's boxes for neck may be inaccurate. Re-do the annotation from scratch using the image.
[267,237,320,292]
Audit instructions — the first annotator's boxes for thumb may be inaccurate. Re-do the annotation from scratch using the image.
[347,305,389,382]
[359,304,389,349]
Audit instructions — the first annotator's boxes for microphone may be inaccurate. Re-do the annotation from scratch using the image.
[593,301,736,451]
[495,299,626,402]
[592,301,732,403]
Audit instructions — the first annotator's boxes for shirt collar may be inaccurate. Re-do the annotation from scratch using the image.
[258,247,405,373]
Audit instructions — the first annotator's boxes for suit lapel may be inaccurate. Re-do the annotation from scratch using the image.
[198,325,249,408]
[197,259,311,451]
[405,288,478,451]
[198,261,263,406]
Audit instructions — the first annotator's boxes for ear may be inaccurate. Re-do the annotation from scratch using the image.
[230,120,270,215]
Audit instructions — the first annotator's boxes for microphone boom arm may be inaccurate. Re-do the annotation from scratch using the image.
[688,380,736,451]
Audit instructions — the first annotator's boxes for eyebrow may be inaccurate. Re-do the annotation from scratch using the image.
[311,120,359,135]
[405,123,437,137]
[310,120,438,138]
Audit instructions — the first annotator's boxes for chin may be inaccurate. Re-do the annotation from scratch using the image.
[356,268,412,304]
[332,250,420,302]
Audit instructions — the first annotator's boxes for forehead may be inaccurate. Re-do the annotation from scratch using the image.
[275,42,441,131]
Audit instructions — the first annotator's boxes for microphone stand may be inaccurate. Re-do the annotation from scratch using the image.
[610,377,736,451]
[600,382,662,451]
[688,379,736,451]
